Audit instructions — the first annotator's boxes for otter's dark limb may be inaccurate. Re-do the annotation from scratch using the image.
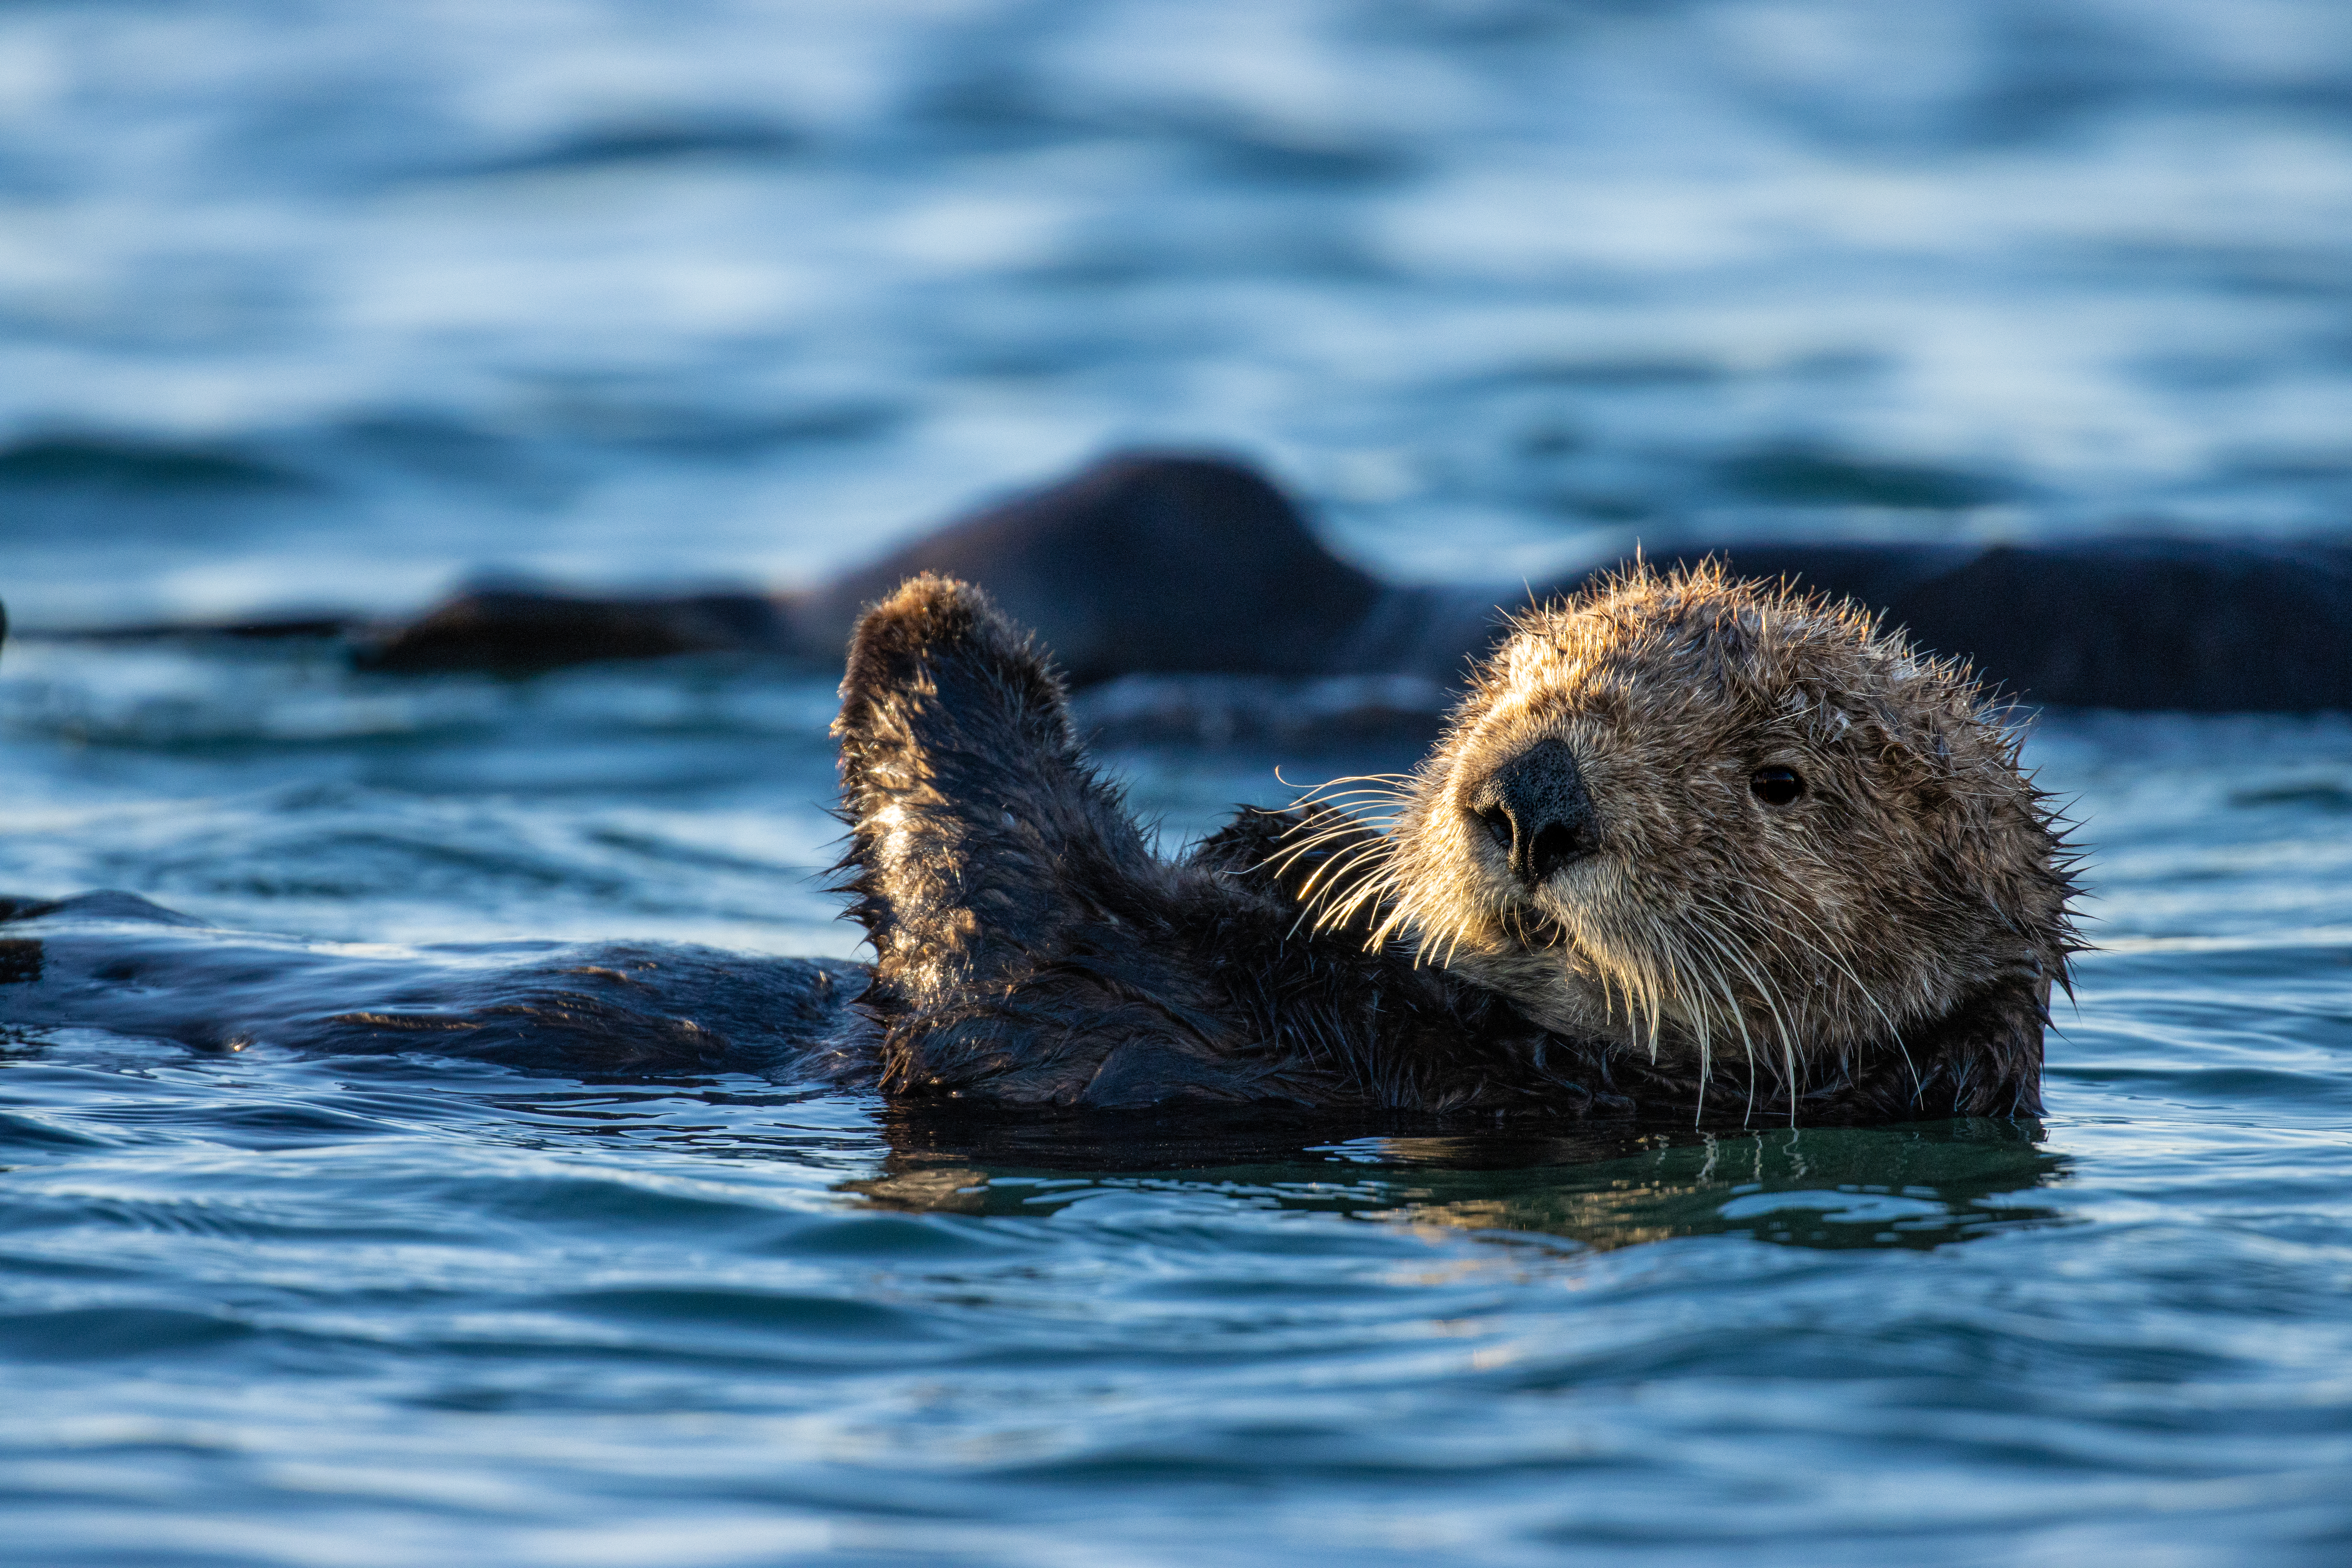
[833,576,1618,1114]
[0,895,855,1079]
[834,574,1246,1106]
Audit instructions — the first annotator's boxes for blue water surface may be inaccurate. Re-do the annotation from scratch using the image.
[3,1,2352,1563]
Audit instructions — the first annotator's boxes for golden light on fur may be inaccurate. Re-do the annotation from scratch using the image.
[1281,562,2080,1120]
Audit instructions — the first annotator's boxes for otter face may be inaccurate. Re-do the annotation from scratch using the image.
[1357,566,2074,1082]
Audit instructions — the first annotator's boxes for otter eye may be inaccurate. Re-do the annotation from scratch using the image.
[1750,766,1804,806]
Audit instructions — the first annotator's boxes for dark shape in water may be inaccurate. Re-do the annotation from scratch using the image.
[1716,443,2012,510]
[351,588,788,676]
[0,434,313,492]
[2228,781,2352,812]
[455,118,803,177]
[0,893,850,1078]
[25,451,2352,703]
[327,451,2352,712]
[0,938,39,985]
[791,451,1389,686]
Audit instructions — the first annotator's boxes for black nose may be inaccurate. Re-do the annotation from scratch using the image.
[1470,737,1599,886]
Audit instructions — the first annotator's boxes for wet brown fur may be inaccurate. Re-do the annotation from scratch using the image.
[832,569,2078,1123]
[830,574,1622,1114]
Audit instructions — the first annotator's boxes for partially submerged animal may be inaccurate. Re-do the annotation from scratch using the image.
[0,564,2076,1127]
[829,567,2077,1124]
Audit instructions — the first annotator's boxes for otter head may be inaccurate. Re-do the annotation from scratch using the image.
[1359,564,2075,1087]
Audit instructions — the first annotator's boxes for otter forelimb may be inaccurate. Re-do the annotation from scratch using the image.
[831,574,1619,1116]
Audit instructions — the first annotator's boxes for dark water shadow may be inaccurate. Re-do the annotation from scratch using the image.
[849,1105,2070,1255]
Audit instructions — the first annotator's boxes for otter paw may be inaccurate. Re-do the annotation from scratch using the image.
[835,574,1068,753]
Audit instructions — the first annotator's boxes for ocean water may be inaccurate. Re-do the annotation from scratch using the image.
[3,1,2352,1563]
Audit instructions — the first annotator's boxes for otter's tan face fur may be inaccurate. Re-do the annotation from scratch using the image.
[1311,565,2074,1089]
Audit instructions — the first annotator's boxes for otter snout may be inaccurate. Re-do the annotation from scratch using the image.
[1469,737,1599,886]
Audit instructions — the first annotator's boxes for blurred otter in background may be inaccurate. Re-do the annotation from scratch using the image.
[328,450,2352,714]
[24,450,2352,714]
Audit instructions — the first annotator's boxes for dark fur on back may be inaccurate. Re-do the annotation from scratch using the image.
[832,575,1618,1114]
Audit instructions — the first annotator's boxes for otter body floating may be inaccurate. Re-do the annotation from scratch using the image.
[0,566,2078,1126]
[829,570,2079,1124]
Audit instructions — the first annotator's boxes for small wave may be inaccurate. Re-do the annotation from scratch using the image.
[452,118,805,178]
[1715,445,2016,512]
[2087,926,2352,956]
[0,642,509,747]
[2229,781,2352,813]
[0,434,313,493]
[0,1305,258,1363]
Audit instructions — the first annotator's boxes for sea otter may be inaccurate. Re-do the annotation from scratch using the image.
[829,568,2077,1124]
[0,563,2073,1125]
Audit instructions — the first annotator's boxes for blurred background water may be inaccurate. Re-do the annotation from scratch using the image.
[2,1,2351,1563]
